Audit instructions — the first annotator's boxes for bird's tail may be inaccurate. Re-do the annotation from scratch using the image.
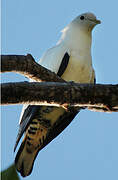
[15,138,38,177]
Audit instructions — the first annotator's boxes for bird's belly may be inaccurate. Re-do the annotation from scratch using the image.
[61,56,92,83]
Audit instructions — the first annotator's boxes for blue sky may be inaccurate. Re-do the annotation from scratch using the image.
[1,0,118,179]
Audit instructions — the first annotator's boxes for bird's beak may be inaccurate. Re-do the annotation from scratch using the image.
[88,18,101,25]
[94,19,101,24]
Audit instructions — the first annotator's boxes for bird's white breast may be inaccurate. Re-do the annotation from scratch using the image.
[39,23,94,83]
[61,49,93,83]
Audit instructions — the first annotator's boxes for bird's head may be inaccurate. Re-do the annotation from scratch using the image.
[71,12,101,32]
[59,12,101,46]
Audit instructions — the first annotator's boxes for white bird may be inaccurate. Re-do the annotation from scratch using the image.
[14,12,101,177]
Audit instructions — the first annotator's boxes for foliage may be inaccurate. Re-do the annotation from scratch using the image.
[1,164,19,180]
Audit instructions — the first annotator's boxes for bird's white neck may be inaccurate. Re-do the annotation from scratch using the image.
[58,24,92,53]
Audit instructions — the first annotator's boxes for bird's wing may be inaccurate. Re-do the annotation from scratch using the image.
[14,45,71,151]
[39,44,69,73]
[37,106,79,152]
[14,105,40,151]
[15,106,79,177]
[57,52,70,77]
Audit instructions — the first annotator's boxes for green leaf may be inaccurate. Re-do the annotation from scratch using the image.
[1,164,19,180]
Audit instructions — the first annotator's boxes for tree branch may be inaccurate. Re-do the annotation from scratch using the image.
[1,82,118,112]
[1,54,64,82]
[1,54,118,112]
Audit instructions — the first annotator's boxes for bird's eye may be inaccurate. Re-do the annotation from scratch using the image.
[80,16,85,20]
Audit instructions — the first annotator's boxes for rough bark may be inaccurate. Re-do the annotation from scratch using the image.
[1,82,118,112]
[1,54,65,82]
[1,54,118,112]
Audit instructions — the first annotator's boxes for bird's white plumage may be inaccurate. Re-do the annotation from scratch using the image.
[39,13,93,83]
[16,12,101,177]
[19,12,100,125]
[39,44,67,74]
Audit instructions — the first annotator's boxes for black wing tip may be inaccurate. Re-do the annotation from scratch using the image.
[15,139,26,165]
[94,77,96,84]
[57,52,70,77]
[15,106,39,153]
[14,145,17,153]
[14,133,22,152]
[14,141,18,152]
